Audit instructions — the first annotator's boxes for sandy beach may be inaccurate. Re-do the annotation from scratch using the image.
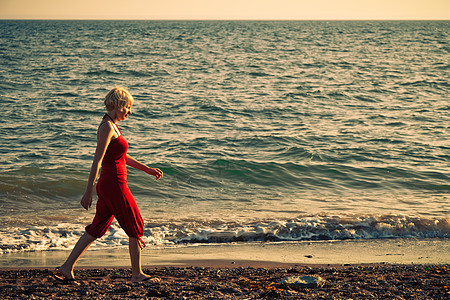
[1,239,449,299]
[1,263,449,299]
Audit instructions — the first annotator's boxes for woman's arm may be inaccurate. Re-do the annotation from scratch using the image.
[80,123,114,210]
[126,154,163,180]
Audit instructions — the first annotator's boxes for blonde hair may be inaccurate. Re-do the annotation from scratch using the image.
[104,87,134,111]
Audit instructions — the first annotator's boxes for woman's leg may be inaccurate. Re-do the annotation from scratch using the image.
[129,237,150,281]
[58,232,96,279]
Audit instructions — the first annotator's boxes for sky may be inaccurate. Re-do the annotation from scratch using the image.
[0,0,449,20]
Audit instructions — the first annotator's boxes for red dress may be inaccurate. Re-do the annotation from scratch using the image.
[85,118,145,248]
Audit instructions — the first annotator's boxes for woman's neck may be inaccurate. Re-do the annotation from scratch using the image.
[105,112,117,124]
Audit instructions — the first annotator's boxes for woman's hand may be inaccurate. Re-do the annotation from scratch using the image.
[147,167,163,180]
[80,191,93,210]
[126,155,163,180]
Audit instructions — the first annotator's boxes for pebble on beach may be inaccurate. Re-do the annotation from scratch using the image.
[279,275,326,288]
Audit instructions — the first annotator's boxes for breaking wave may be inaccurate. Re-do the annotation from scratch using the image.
[1,214,448,254]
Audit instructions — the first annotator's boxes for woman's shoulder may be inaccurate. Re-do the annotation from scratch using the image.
[97,120,115,136]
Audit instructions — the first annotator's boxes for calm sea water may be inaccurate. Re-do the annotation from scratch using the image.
[0,20,449,253]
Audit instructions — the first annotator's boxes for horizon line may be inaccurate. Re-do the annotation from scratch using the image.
[1,18,449,21]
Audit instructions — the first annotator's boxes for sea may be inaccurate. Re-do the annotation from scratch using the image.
[0,20,449,254]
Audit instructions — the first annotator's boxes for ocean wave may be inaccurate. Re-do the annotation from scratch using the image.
[1,214,448,254]
[146,214,450,245]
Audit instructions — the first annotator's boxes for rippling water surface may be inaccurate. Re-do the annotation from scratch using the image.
[0,20,449,252]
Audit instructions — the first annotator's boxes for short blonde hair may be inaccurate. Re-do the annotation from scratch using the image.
[104,87,134,111]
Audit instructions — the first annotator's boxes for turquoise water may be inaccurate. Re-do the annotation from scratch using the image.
[0,20,449,252]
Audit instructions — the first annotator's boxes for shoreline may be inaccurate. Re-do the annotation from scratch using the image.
[1,238,449,269]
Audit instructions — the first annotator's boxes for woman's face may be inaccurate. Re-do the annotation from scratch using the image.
[116,102,132,121]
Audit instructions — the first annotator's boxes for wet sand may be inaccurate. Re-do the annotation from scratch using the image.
[0,263,449,299]
[2,238,449,268]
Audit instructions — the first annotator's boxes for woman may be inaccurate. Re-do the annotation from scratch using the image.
[56,87,163,284]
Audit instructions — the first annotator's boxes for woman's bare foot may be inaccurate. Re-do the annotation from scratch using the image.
[57,265,75,279]
[131,273,161,283]
[54,265,79,285]
[57,265,75,280]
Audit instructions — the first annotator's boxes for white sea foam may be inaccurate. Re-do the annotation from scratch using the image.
[147,215,450,245]
[1,214,447,254]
